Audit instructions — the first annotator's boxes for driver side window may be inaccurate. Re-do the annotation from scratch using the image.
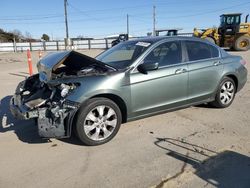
[144,41,182,67]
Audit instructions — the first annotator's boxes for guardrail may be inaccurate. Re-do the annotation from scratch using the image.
[0,33,193,52]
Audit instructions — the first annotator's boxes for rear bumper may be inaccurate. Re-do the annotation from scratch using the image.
[237,66,248,92]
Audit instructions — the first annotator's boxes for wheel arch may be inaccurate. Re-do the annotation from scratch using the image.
[68,93,128,138]
[212,73,239,100]
[89,94,128,123]
[224,74,238,92]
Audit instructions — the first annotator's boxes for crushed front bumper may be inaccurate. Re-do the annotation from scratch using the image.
[10,93,80,138]
[10,94,39,120]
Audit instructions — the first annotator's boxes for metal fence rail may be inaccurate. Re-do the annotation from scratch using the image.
[177,33,193,37]
[0,38,114,52]
[0,34,193,52]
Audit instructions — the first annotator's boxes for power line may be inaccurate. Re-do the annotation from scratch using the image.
[1,0,247,21]
[0,15,63,21]
[67,2,102,22]
[0,3,152,21]
[67,3,153,14]
[1,0,248,26]
[159,1,250,19]
[126,1,250,19]
[54,0,222,15]
[0,12,64,19]
[0,16,123,25]
[1,0,249,39]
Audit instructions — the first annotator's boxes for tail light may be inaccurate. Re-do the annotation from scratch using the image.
[240,59,247,66]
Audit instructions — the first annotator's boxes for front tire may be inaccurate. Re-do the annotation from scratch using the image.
[210,77,236,108]
[75,98,122,146]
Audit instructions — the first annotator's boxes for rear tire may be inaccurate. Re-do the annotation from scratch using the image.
[234,36,250,51]
[75,98,122,146]
[210,77,236,108]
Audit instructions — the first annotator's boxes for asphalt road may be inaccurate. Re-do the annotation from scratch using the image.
[0,50,249,188]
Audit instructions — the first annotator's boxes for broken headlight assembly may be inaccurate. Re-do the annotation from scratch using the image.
[37,82,81,138]
[58,83,79,98]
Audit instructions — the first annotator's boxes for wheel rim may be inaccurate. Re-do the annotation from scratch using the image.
[240,40,249,48]
[84,105,117,141]
[219,81,235,105]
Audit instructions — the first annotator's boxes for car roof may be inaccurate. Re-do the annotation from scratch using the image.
[128,36,215,45]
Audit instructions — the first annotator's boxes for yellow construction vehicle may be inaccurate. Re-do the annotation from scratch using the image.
[193,13,250,51]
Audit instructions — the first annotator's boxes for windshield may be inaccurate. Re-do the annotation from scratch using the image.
[96,40,152,69]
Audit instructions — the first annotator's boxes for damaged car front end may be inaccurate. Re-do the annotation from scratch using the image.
[10,51,116,139]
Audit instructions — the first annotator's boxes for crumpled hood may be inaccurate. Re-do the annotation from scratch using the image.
[37,50,116,83]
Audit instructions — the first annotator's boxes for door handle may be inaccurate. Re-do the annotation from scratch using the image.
[213,61,221,66]
[175,68,187,74]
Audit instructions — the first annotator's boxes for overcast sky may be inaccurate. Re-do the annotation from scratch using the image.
[1,0,250,39]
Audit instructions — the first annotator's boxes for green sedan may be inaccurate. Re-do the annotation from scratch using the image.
[10,37,248,145]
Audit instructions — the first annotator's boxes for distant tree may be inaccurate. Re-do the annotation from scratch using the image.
[0,28,22,42]
[5,31,15,42]
[0,28,4,34]
[77,35,84,39]
[11,29,23,41]
[12,29,22,38]
[41,33,50,41]
[147,32,152,36]
[25,31,32,41]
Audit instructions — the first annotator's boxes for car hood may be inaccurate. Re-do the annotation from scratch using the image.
[37,50,116,83]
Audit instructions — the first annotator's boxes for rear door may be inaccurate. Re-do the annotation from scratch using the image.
[184,40,223,103]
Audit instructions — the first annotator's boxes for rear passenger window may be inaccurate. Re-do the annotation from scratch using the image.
[185,41,219,61]
[210,45,219,58]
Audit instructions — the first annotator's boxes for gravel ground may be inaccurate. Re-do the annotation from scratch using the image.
[0,49,249,188]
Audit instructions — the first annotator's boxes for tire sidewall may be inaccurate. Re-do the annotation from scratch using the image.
[76,98,122,146]
[235,36,250,51]
[215,77,236,108]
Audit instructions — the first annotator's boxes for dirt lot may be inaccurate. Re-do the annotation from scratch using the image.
[0,50,249,188]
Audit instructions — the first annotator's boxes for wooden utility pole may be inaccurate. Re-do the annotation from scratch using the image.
[153,5,156,36]
[127,14,129,37]
[13,37,17,52]
[64,0,69,46]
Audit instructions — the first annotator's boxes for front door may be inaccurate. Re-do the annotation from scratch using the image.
[129,40,188,118]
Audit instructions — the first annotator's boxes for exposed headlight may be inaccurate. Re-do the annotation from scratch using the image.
[60,83,78,98]
[61,84,70,97]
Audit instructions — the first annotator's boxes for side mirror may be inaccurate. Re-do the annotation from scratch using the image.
[137,61,159,74]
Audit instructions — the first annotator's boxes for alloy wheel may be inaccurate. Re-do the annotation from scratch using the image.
[83,105,117,141]
[219,81,235,105]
